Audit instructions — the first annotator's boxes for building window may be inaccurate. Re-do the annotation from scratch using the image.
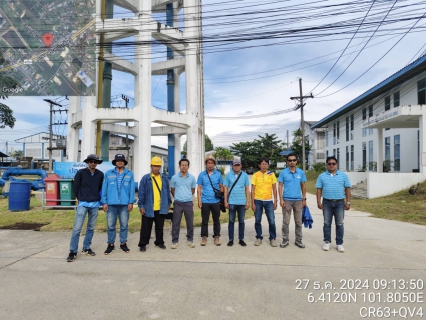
[385,96,390,111]
[368,141,374,171]
[350,114,354,136]
[333,149,336,156]
[394,91,400,108]
[385,137,391,171]
[326,130,329,147]
[346,146,349,171]
[362,128,367,137]
[351,145,354,171]
[333,123,336,145]
[317,131,325,149]
[362,142,367,170]
[346,117,349,142]
[369,128,373,135]
[362,108,366,120]
[326,150,329,158]
[369,105,373,117]
[336,120,340,144]
[337,148,340,169]
[394,135,400,171]
[418,78,426,105]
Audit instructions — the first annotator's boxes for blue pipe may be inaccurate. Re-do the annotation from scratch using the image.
[166,3,175,179]
[2,168,47,180]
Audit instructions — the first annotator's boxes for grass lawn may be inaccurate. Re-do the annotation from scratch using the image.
[0,195,255,232]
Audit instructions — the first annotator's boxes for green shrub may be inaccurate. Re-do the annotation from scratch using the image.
[312,162,326,172]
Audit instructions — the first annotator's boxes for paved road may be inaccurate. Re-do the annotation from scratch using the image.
[1,193,425,319]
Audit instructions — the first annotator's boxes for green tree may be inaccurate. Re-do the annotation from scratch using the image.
[182,134,214,155]
[290,128,311,161]
[0,51,17,129]
[214,147,233,162]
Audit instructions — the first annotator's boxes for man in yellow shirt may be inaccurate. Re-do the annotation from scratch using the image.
[137,156,172,252]
[251,157,278,247]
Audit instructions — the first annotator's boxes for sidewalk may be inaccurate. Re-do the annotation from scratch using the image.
[1,193,425,319]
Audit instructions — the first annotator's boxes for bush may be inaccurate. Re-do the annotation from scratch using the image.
[312,162,326,172]
[217,166,225,175]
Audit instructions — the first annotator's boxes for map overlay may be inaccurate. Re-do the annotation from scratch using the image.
[0,0,96,96]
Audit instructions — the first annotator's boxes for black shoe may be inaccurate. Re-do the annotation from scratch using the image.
[67,251,77,262]
[104,244,115,255]
[120,243,130,253]
[139,245,146,252]
[239,240,247,247]
[227,240,234,247]
[155,244,166,250]
[81,248,96,256]
[295,241,306,248]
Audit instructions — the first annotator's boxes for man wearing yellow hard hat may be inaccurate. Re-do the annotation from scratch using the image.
[137,156,172,252]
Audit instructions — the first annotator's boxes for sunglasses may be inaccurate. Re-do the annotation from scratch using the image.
[327,162,337,165]
[233,164,241,166]
[287,159,297,162]
[88,160,97,164]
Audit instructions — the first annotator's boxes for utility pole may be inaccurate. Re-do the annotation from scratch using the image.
[44,99,62,173]
[121,94,130,163]
[290,78,313,172]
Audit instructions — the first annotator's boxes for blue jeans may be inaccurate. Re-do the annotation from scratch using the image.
[228,204,246,241]
[69,206,99,253]
[322,200,345,245]
[254,200,276,240]
[107,205,129,244]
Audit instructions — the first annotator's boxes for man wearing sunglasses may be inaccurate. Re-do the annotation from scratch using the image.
[315,156,351,253]
[278,153,307,249]
[67,154,104,262]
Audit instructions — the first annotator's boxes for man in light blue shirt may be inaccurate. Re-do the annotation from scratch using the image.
[316,156,351,253]
[170,158,197,249]
[278,153,307,249]
[197,155,223,246]
[224,159,250,247]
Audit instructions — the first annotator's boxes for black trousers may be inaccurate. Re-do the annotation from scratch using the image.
[138,211,165,246]
[201,202,221,238]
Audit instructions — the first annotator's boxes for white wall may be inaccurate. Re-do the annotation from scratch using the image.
[346,172,368,185]
[367,172,426,198]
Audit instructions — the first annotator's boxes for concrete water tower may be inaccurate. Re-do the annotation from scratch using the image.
[67,0,205,180]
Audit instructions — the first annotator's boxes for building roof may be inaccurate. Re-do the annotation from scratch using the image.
[312,54,426,129]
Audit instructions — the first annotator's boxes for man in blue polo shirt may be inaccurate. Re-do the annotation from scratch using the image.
[278,153,307,249]
[224,159,250,247]
[316,156,351,253]
[278,153,306,248]
[197,155,223,246]
[170,158,197,249]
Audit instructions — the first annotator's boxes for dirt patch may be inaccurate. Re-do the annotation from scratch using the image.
[0,223,48,231]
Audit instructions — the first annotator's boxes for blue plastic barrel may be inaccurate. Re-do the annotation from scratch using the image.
[8,181,32,211]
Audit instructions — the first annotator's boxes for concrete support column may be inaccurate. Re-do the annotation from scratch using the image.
[133,5,153,181]
[377,128,383,173]
[420,115,426,173]
[66,96,80,162]
[80,96,97,158]
[184,0,203,178]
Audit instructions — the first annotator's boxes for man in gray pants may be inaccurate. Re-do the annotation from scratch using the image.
[170,158,197,248]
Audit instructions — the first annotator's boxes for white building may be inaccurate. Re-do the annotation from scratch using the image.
[312,54,426,198]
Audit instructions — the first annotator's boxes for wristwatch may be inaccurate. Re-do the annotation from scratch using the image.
[302,198,307,200]
[346,202,351,205]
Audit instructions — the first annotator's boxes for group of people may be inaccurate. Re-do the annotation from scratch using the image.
[66,152,351,262]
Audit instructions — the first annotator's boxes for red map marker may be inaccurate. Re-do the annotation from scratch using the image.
[42,33,54,47]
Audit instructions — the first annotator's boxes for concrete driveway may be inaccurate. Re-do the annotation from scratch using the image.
[1,193,425,319]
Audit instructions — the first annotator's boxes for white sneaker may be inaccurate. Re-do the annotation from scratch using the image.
[187,241,195,248]
[336,245,345,253]
[322,242,330,251]
[254,238,262,246]
[171,243,178,249]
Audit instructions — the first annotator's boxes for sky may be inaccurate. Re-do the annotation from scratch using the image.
[2,0,426,154]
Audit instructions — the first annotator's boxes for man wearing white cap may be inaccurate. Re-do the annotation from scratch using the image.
[137,156,172,252]
[224,159,250,247]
